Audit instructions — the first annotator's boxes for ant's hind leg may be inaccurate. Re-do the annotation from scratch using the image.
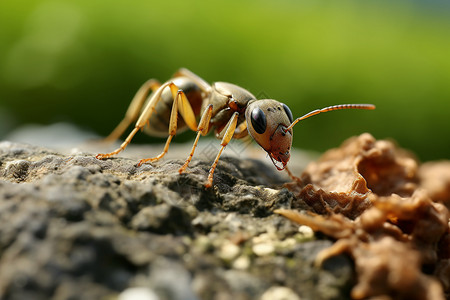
[136,84,198,166]
[173,68,211,93]
[103,79,161,143]
[96,81,173,160]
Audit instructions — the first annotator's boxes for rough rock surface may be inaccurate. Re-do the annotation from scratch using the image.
[3,133,448,300]
[0,141,351,300]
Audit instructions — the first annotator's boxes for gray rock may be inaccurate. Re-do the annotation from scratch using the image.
[0,141,353,300]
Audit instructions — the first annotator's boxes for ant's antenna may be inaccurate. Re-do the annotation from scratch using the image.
[284,104,375,132]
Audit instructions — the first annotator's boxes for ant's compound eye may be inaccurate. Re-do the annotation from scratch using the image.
[282,104,293,124]
[251,107,267,134]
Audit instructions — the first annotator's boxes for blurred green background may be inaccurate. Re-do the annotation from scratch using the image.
[1,0,449,161]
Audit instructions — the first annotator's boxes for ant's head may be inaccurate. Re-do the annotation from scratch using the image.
[246,100,293,170]
[246,100,376,170]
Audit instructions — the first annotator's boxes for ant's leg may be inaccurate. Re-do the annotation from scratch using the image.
[173,68,211,93]
[232,121,248,139]
[103,79,161,143]
[96,81,174,160]
[215,119,247,140]
[176,85,197,132]
[205,112,239,188]
[137,84,198,165]
[178,104,213,174]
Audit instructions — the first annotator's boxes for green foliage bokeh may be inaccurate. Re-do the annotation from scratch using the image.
[1,0,449,161]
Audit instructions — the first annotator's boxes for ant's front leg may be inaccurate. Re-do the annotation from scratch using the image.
[284,165,303,185]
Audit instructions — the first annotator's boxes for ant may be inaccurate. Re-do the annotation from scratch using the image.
[96,68,375,187]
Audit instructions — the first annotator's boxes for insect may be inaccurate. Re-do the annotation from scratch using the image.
[96,68,375,187]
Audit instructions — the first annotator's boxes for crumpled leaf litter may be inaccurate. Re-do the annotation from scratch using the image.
[277,133,450,300]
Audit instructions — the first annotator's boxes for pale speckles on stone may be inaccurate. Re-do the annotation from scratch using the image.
[218,240,241,261]
[252,242,275,256]
[232,255,251,270]
[260,286,301,300]
[118,287,160,300]
[298,225,314,239]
